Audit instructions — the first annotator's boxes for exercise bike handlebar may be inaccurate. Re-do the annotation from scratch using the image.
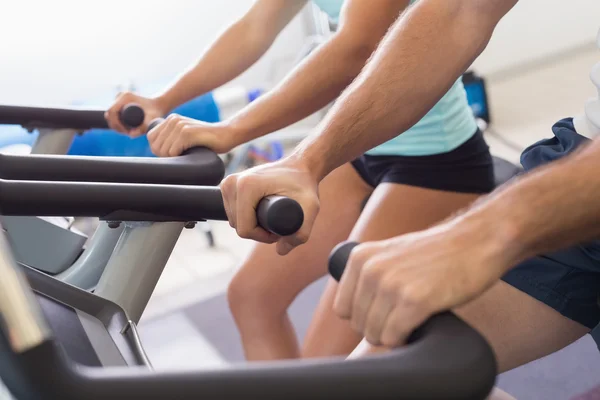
[0,104,225,186]
[0,104,108,131]
[0,239,497,400]
[0,177,302,236]
[0,103,156,131]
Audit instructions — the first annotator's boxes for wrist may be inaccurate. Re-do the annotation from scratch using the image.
[451,205,526,275]
[153,92,178,116]
[288,138,330,183]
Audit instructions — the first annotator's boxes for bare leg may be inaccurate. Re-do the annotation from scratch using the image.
[227,163,372,360]
[302,183,482,357]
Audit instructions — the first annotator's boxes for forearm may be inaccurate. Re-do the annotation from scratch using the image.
[227,35,375,144]
[460,139,600,271]
[292,0,514,181]
[155,19,274,112]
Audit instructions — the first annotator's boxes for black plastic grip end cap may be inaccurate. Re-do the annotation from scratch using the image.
[257,196,304,236]
[147,118,164,132]
[119,104,145,129]
[328,241,359,282]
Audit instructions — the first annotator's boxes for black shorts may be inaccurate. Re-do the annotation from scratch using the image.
[350,129,495,194]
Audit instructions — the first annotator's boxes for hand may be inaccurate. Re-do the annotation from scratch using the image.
[147,114,238,157]
[105,92,167,137]
[333,220,508,347]
[220,156,320,255]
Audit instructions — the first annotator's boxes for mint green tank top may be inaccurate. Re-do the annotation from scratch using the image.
[311,0,477,156]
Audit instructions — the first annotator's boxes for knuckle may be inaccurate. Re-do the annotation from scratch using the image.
[351,244,373,266]
[237,227,252,240]
[362,261,383,287]
[398,284,430,311]
[378,279,398,298]
[236,175,253,192]
[220,175,236,192]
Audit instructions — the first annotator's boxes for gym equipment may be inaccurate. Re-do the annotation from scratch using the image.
[0,104,115,280]
[0,104,223,294]
[0,151,496,399]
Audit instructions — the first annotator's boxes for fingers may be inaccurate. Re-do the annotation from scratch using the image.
[333,242,377,319]
[234,175,274,242]
[147,115,182,157]
[275,193,319,255]
[349,258,385,334]
[332,241,438,347]
[220,175,238,230]
[362,279,397,345]
[379,302,430,348]
[105,92,130,134]
[128,125,147,138]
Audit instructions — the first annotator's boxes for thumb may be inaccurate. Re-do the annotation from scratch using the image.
[276,239,296,256]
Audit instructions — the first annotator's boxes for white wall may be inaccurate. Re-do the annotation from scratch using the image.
[472,0,600,76]
[0,0,310,105]
[1,0,598,106]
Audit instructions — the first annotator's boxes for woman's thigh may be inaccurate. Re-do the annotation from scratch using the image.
[302,182,483,357]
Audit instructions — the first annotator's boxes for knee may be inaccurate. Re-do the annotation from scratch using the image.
[227,264,286,322]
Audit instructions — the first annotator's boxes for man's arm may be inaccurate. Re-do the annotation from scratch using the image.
[292,0,519,181]
[465,139,600,267]
[333,138,600,347]
[220,0,519,253]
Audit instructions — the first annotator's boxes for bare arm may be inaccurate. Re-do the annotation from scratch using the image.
[290,0,519,181]
[331,137,600,348]
[106,0,306,134]
[156,0,308,112]
[226,0,410,144]
[462,138,600,271]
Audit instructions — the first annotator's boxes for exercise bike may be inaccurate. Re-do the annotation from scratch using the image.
[0,145,498,399]
[0,104,223,314]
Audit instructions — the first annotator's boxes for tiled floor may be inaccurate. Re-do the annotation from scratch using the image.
[135,46,600,398]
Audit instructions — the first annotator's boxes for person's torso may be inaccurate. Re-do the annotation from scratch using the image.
[311,0,478,156]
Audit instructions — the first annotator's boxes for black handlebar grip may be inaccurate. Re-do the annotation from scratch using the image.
[147,118,164,132]
[256,196,304,236]
[119,104,145,129]
[328,241,359,281]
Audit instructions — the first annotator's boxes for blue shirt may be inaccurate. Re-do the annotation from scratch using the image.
[311,0,478,156]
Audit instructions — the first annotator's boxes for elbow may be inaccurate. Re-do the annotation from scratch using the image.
[459,0,518,35]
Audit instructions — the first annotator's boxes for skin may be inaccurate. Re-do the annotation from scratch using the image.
[219,0,521,254]
[105,0,407,156]
[219,0,597,397]
[335,138,600,349]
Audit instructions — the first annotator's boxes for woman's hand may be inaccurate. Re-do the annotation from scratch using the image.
[147,114,238,156]
[105,92,168,137]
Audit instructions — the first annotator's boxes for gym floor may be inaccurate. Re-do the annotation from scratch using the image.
[138,46,600,398]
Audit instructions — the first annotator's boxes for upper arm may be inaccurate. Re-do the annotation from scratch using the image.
[335,0,411,50]
[243,0,309,44]
[459,0,519,33]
